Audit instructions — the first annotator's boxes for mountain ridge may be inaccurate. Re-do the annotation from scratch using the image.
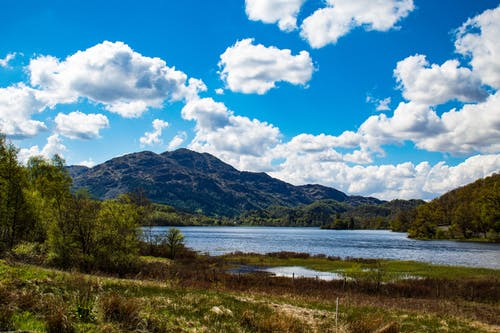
[69,148,383,216]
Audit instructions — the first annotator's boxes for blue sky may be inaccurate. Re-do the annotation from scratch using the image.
[1,0,499,200]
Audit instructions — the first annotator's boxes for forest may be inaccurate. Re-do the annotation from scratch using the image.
[407,173,500,242]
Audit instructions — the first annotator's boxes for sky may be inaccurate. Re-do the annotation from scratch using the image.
[1,0,499,200]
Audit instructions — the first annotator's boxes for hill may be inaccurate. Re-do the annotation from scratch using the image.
[69,149,381,217]
[408,173,500,241]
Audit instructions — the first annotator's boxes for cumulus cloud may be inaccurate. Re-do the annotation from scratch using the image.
[78,158,96,168]
[0,52,16,68]
[18,134,66,164]
[350,90,500,156]
[300,0,414,48]
[28,41,205,117]
[455,5,500,89]
[245,0,306,32]
[182,98,281,169]
[394,54,488,105]
[218,38,313,94]
[55,111,109,140]
[415,91,500,154]
[139,119,169,146]
[0,84,47,138]
[269,154,500,200]
[167,131,187,151]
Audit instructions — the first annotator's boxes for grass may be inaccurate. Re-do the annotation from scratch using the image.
[0,253,499,332]
[223,252,500,280]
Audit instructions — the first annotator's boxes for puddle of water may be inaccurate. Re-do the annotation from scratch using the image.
[228,265,343,280]
[263,266,343,281]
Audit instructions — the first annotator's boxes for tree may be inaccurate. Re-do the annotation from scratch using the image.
[166,227,184,259]
[0,135,34,251]
[93,195,140,273]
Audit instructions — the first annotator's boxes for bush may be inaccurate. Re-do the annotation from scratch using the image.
[44,299,75,333]
[99,293,142,330]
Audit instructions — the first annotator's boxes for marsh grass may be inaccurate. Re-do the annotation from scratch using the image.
[0,253,498,332]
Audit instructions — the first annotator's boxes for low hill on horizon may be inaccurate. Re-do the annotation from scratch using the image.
[68,148,382,216]
[408,173,500,241]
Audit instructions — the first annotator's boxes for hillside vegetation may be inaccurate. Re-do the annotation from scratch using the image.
[234,199,424,230]
[408,173,500,241]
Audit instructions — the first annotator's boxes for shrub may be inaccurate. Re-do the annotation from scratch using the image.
[99,293,141,330]
[44,300,75,333]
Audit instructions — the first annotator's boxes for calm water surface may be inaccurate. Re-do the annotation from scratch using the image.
[145,226,500,269]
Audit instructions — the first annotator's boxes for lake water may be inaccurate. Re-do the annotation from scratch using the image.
[144,226,500,269]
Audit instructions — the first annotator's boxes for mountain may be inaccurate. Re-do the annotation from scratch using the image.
[69,148,382,217]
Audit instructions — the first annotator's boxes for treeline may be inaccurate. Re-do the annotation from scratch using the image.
[0,135,185,273]
[407,173,500,242]
[145,203,222,226]
[234,199,424,230]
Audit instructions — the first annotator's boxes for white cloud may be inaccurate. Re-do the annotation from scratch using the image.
[245,0,306,32]
[28,41,205,117]
[394,54,488,105]
[358,101,444,146]
[215,88,224,95]
[352,90,500,156]
[139,119,169,146]
[0,52,16,68]
[78,158,96,168]
[269,153,500,200]
[455,5,500,89]
[300,0,414,48]
[182,98,281,169]
[367,96,391,111]
[167,131,187,151]
[376,97,391,111]
[55,111,109,140]
[415,91,500,154]
[0,84,47,138]
[218,38,313,94]
[18,134,66,164]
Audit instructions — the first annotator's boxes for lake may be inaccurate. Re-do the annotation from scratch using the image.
[143,226,500,269]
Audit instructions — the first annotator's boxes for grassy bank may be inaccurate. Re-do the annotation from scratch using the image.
[1,252,499,332]
[223,252,500,280]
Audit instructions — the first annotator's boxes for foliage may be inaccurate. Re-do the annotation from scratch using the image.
[93,196,140,273]
[0,135,143,273]
[0,135,36,252]
[235,199,424,229]
[165,227,184,259]
[408,173,500,241]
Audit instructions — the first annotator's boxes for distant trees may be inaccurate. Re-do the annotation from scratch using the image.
[237,199,424,229]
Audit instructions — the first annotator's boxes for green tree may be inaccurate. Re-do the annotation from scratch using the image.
[0,135,34,251]
[94,196,140,273]
[166,227,184,259]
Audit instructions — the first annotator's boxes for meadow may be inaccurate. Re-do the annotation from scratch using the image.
[1,249,499,332]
